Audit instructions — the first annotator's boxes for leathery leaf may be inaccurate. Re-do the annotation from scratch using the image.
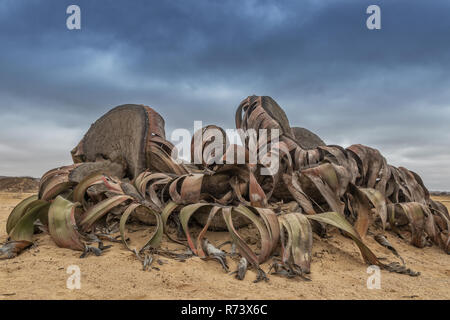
[79,195,132,231]
[48,196,85,251]
[279,212,313,273]
[120,203,163,253]
[6,194,38,234]
[9,200,49,242]
[73,172,123,208]
[222,205,277,265]
[161,201,184,244]
[307,211,380,266]
[179,203,213,255]
[1,200,50,258]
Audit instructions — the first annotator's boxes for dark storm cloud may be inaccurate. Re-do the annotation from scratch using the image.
[0,0,449,189]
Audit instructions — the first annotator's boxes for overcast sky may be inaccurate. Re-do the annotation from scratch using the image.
[0,0,449,190]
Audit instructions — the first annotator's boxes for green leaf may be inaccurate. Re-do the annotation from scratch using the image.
[79,195,132,231]
[161,201,185,245]
[73,172,123,209]
[73,172,107,205]
[48,196,85,251]
[179,203,213,254]
[307,211,380,266]
[9,200,49,242]
[120,203,163,253]
[6,194,38,235]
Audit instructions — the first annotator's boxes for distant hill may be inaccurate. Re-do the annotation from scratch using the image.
[430,191,450,196]
[0,176,40,193]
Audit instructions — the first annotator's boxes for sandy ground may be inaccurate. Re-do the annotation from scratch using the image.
[0,192,449,300]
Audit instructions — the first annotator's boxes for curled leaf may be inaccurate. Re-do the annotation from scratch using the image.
[79,195,132,231]
[120,203,163,253]
[6,194,38,234]
[279,212,313,273]
[307,211,380,266]
[48,196,85,251]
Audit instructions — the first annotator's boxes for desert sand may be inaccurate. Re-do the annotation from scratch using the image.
[1,192,449,300]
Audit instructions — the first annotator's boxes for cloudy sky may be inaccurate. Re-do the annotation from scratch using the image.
[0,0,449,190]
